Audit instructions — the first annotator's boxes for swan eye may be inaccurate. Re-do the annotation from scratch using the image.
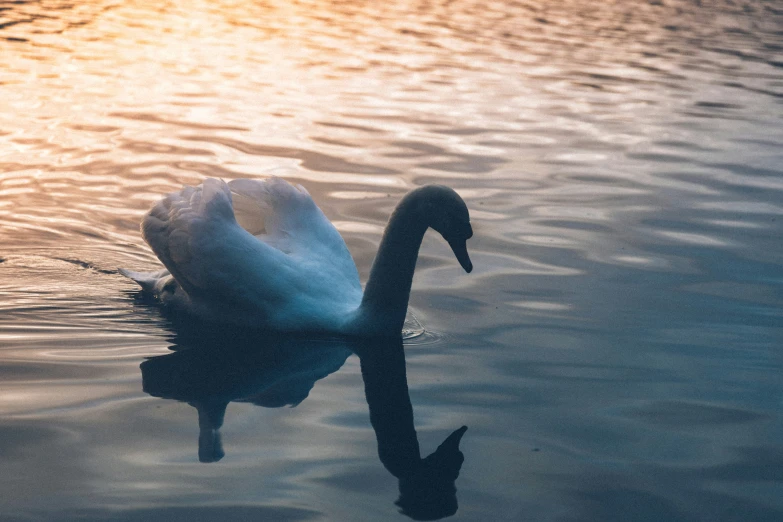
[463,222,473,240]
[442,220,472,243]
[456,222,473,240]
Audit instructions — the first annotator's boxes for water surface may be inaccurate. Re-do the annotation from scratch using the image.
[1,0,782,520]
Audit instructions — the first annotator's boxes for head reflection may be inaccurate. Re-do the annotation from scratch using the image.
[355,340,467,520]
[140,325,467,519]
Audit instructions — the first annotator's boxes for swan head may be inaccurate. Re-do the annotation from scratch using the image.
[413,185,473,273]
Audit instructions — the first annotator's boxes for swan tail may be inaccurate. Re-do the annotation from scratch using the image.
[118,268,172,294]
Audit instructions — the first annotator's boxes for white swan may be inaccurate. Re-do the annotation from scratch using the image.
[120,177,473,336]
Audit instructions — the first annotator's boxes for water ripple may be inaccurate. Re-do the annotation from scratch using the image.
[1,0,782,520]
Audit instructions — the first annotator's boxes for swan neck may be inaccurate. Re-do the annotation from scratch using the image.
[360,196,428,334]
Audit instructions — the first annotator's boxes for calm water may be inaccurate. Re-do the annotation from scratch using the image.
[1,0,782,520]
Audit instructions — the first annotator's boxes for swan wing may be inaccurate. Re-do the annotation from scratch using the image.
[139,178,361,326]
[141,178,296,307]
[227,177,360,289]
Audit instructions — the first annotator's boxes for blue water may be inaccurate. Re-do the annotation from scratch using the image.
[1,0,782,520]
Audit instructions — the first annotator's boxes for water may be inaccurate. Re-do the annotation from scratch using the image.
[1,0,782,520]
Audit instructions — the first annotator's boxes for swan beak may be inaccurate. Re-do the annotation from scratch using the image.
[448,238,473,273]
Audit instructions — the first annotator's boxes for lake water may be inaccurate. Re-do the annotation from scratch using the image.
[1,0,782,520]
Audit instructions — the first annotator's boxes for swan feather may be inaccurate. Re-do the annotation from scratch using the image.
[130,177,362,329]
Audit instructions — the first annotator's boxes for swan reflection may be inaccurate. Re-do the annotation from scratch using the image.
[140,328,467,519]
[141,330,352,462]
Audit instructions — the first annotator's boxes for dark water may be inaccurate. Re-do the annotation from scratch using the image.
[1,0,782,520]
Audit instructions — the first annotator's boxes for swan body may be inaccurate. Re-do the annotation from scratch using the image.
[121,177,473,337]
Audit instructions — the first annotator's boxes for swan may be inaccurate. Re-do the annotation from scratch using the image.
[120,177,473,336]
